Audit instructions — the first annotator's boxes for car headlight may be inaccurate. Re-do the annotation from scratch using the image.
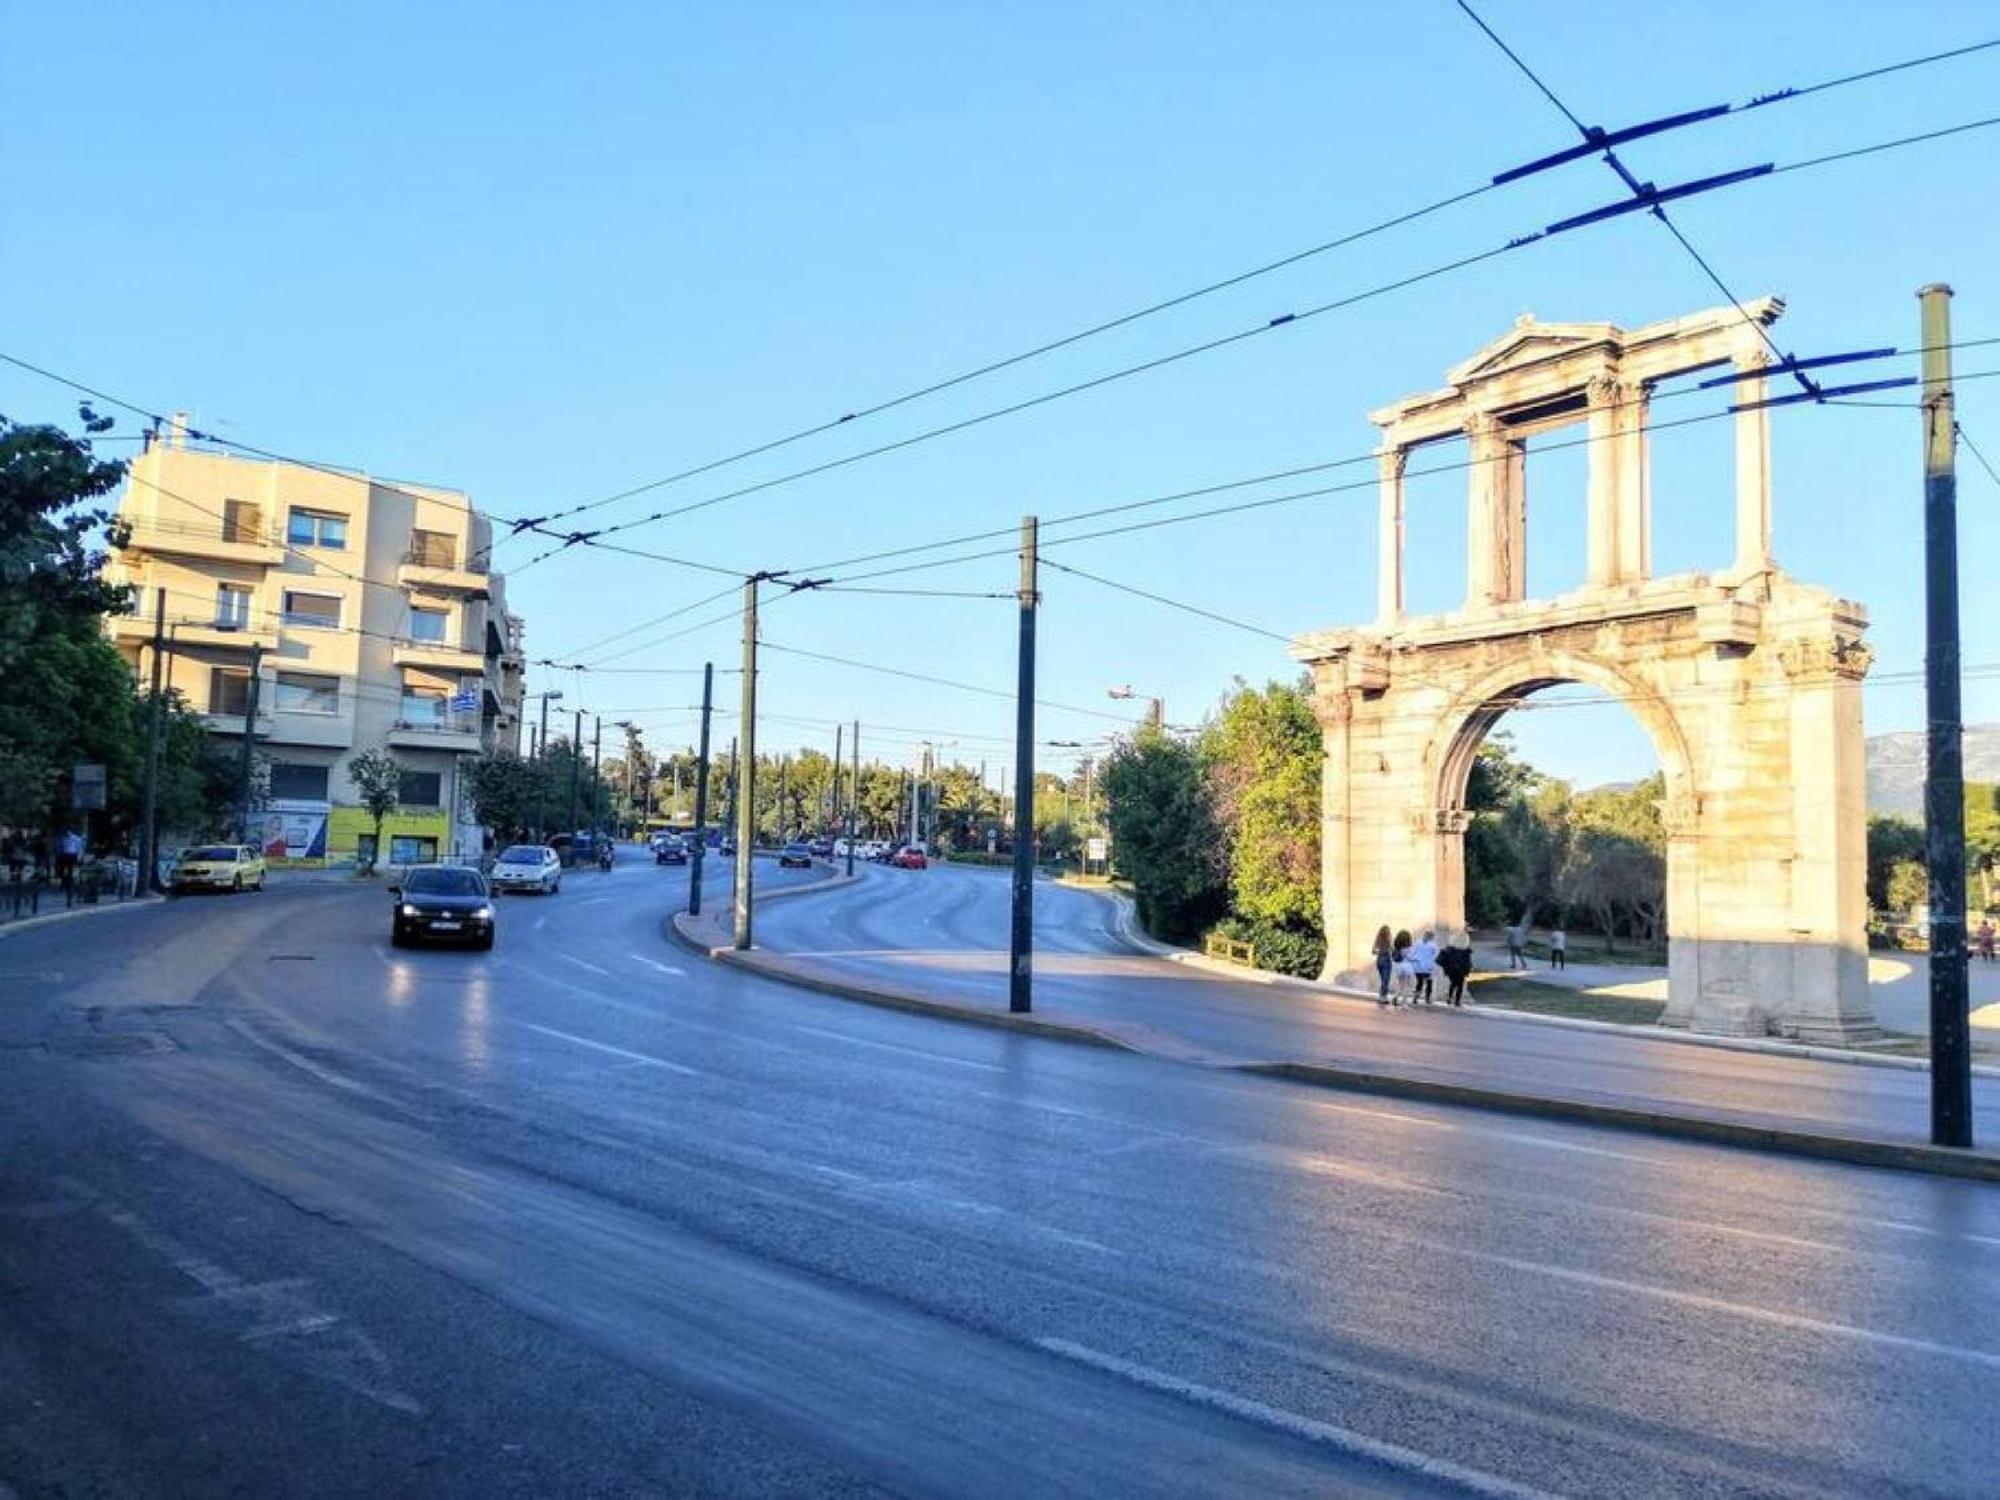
[473,905,494,920]
[401,903,420,917]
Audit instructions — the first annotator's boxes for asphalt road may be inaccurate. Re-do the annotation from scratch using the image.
[2,846,1998,1497]
[751,861,2000,1143]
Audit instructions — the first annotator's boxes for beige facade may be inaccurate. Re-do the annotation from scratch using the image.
[105,424,527,864]
[1293,301,1879,1042]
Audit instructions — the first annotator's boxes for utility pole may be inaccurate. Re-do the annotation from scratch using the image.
[591,716,603,831]
[846,721,859,876]
[137,587,168,891]
[566,708,583,836]
[832,724,843,835]
[733,577,759,949]
[236,641,264,842]
[689,662,714,915]
[1009,516,1039,1013]
[533,690,561,840]
[1921,283,1971,1148]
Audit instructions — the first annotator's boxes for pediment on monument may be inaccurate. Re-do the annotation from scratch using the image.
[1445,319,1621,387]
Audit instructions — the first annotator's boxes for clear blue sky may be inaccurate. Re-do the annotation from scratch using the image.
[5,1,1996,787]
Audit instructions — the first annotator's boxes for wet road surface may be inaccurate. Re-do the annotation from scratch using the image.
[2,848,1998,1496]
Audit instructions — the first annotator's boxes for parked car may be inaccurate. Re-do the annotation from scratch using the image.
[807,837,834,858]
[656,838,688,865]
[491,844,562,894]
[717,836,737,857]
[778,841,814,869]
[390,865,496,949]
[890,845,929,870]
[169,843,267,894]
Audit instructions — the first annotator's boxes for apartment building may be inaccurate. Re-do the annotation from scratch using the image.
[105,422,528,867]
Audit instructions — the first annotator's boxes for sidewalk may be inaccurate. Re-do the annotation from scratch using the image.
[673,871,2000,1182]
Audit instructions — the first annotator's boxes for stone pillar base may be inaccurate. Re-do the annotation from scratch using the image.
[1784,1017,1884,1047]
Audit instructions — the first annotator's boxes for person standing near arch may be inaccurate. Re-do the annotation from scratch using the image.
[1372,925,1394,1006]
[1549,925,1567,971]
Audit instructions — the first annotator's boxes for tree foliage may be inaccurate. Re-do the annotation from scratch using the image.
[1102,727,1224,941]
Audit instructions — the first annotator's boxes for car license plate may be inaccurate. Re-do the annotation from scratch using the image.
[432,920,461,931]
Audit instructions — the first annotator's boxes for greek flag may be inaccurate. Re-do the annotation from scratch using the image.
[448,688,480,714]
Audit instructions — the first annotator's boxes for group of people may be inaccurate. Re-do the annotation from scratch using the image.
[1371,926,1474,1007]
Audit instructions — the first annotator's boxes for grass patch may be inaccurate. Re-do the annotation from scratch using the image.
[1468,976,1667,1026]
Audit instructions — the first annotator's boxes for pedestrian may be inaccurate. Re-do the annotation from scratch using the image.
[1439,930,1474,1005]
[1978,919,1997,964]
[1391,928,1415,1005]
[1549,925,1567,971]
[1505,920,1528,970]
[1411,928,1439,1004]
[1372,924,1394,1006]
[55,827,84,891]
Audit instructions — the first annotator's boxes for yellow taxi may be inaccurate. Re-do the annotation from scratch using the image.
[170,843,268,894]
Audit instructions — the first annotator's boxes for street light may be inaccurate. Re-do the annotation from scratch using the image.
[1107,684,1164,729]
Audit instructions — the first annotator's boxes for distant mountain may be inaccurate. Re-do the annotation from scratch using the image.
[1867,724,2000,817]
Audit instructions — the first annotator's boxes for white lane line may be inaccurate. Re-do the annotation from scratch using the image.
[558,953,612,977]
[1305,1097,1460,1132]
[225,1019,380,1099]
[629,953,686,976]
[1035,1338,1557,1500]
[519,1022,702,1076]
[1450,1243,2000,1370]
[788,1023,1005,1073]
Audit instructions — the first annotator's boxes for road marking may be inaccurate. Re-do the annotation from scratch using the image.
[1449,1243,2000,1370]
[519,1022,701,1075]
[788,1023,1005,1073]
[1304,1097,1459,1131]
[1034,1338,1557,1500]
[559,953,612,977]
[628,953,686,976]
[226,1019,380,1099]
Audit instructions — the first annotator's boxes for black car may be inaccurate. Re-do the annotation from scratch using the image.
[778,841,814,869]
[390,865,496,949]
[656,838,688,865]
[807,837,834,858]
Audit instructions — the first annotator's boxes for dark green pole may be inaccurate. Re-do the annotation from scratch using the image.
[1009,516,1038,1013]
[236,642,263,842]
[1920,283,1971,1148]
[137,587,168,892]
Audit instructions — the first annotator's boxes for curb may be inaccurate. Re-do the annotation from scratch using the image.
[0,894,166,940]
[1238,1060,2000,1183]
[1090,884,2000,1078]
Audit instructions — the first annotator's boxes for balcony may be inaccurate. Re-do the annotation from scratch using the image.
[201,709,274,737]
[122,514,286,567]
[396,544,488,596]
[386,717,482,752]
[391,637,486,674]
[107,613,279,652]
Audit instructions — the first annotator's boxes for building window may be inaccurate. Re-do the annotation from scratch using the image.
[215,584,253,629]
[408,606,450,644]
[389,835,438,866]
[270,762,331,800]
[409,529,456,568]
[399,690,446,727]
[209,668,252,716]
[273,671,339,715]
[286,509,348,549]
[282,591,341,629]
[222,500,262,543]
[398,770,443,807]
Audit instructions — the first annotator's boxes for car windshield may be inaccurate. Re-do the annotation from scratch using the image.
[785,843,810,854]
[498,846,548,863]
[184,846,238,862]
[404,867,485,896]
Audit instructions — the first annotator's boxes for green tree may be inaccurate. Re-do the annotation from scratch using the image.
[1102,727,1224,941]
[1203,676,1320,931]
[1886,858,1928,917]
[1867,816,1925,912]
[346,747,402,870]
[466,751,551,842]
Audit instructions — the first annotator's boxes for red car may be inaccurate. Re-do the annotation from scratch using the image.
[890,846,928,870]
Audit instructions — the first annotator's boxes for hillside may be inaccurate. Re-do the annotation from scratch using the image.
[1867,724,2000,817]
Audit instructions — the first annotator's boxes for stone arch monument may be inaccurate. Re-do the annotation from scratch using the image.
[1291,299,1879,1041]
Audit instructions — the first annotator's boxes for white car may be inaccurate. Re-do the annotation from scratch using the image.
[490,843,562,894]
